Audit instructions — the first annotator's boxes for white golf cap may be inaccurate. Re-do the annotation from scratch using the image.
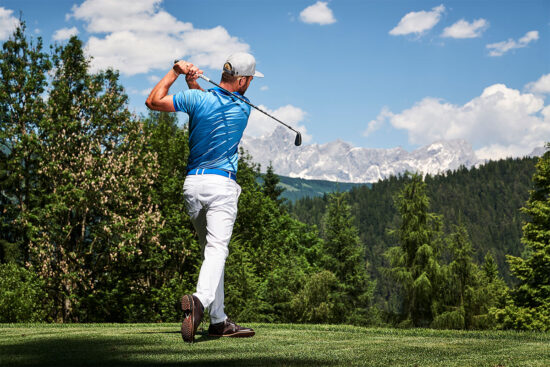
[223,52,264,78]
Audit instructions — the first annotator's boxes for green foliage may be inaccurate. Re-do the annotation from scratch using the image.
[431,309,465,330]
[0,25,198,323]
[289,270,345,323]
[0,263,49,322]
[494,144,550,331]
[0,21,51,265]
[291,158,536,329]
[262,162,285,205]
[291,158,536,283]
[483,252,499,283]
[435,226,508,330]
[19,36,166,322]
[225,149,325,323]
[384,174,443,327]
[321,192,375,324]
[278,176,364,202]
[142,110,199,308]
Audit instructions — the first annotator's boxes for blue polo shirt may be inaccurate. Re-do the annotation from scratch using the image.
[173,87,251,173]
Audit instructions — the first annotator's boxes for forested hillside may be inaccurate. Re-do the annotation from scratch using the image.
[257,173,365,202]
[290,157,537,283]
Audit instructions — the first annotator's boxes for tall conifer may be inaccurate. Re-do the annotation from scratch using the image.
[321,192,374,324]
[262,162,285,206]
[496,145,550,331]
[0,22,50,263]
[385,174,443,327]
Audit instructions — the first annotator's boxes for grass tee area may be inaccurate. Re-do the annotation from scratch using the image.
[1,323,548,367]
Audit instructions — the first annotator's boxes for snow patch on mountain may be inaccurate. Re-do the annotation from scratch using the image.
[241,126,481,183]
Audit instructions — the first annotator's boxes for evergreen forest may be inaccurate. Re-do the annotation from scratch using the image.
[290,157,537,284]
[1,24,549,331]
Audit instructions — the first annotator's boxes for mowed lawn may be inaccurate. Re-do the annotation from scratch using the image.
[1,323,549,367]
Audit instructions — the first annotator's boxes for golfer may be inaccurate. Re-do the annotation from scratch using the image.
[145,52,261,342]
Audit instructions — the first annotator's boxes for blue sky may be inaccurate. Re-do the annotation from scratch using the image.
[1,0,549,159]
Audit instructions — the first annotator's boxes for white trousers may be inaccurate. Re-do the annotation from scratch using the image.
[183,174,241,324]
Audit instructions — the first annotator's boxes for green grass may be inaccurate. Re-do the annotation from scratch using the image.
[1,323,549,366]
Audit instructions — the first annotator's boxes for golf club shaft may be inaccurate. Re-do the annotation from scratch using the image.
[196,74,300,135]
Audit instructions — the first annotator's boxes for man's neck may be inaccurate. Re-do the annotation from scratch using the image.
[219,81,238,93]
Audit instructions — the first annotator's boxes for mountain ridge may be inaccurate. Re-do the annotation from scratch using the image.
[241,127,481,183]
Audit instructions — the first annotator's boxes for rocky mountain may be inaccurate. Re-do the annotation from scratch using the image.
[241,126,481,183]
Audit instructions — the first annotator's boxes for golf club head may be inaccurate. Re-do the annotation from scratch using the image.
[295,132,302,146]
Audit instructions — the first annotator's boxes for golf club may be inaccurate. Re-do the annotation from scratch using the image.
[174,60,302,146]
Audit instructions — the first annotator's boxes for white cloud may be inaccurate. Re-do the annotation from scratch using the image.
[526,74,550,95]
[147,75,160,84]
[442,18,488,39]
[52,26,78,41]
[364,107,392,136]
[366,81,550,160]
[246,104,311,142]
[300,1,336,25]
[486,30,539,57]
[0,7,19,40]
[389,5,445,36]
[519,31,539,44]
[69,0,250,75]
[260,86,269,91]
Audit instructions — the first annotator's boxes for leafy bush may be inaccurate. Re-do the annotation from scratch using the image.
[290,270,344,323]
[431,309,465,329]
[0,263,49,322]
[492,301,550,332]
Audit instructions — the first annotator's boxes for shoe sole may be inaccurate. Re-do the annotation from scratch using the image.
[208,330,255,338]
[181,294,195,343]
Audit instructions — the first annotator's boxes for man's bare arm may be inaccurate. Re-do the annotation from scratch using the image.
[145,61,202,112]
[186,73,204,91]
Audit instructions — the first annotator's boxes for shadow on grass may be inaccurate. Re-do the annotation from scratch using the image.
[137,330,220,343]
[0,333,334,367]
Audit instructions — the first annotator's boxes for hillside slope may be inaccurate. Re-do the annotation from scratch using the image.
[290,157,538,283]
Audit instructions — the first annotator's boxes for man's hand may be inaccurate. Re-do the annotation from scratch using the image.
[146,60,204,112]
[173,60,203,79]
[174,60,204,91]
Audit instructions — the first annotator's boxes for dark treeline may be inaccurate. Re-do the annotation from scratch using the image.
[290,156,549,330]
[290,157,537,284]
[1,23,548,331]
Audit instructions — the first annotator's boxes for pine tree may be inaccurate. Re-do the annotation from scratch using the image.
[384,174,443,327]
[434,224,481,329]
[0,21,51,263]
[448,225,476,312]
[483,252,499,283]
[495,144,550,331]
[321,192,374,324]
[262,162,285,205]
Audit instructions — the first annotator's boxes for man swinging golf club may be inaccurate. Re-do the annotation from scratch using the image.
[146,52,263,342]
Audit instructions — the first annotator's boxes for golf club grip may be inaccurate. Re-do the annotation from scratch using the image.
[198,74,211,82]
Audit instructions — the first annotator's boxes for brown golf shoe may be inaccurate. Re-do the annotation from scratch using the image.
[208,318,255,338]
[181,294,204,343]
